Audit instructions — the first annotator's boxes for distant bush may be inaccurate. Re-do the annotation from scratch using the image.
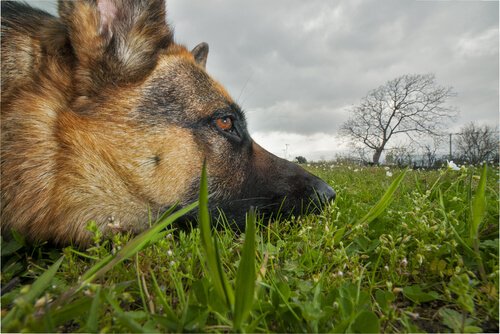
[295,156,307,164]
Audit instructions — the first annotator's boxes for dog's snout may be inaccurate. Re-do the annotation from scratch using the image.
[315,181,336,204]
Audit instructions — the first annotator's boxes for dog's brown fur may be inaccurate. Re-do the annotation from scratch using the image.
[1,0,335,246]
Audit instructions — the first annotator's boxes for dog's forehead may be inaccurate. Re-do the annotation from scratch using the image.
[142,54,235,117]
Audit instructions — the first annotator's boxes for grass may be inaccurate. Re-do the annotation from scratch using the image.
[1,163,499,332]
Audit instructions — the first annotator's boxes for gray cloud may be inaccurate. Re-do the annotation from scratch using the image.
[168,0,498,134]
[28,0,499,140]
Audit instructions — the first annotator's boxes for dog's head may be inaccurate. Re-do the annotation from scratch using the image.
[59,0,335,231]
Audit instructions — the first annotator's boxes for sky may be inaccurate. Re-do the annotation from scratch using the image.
[29,0,499,161]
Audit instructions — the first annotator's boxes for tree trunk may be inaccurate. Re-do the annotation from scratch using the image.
[372,148,384,164]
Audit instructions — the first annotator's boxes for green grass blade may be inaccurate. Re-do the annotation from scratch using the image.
[233,209,257,331]
[135,254,148,313]
[214,235,235,306]
[438,190,475,257]
[23,256,64,303]
[114,312,152,333]
[154,203,179,225]
[80,254,114,282]
[470,164,488,281]
[198,160,223,303]
[198,160,234,310]
[85,286,101,333]
[3,256,64,326]
[357,169,407,225]
[150,271,178,324]
[470,164,487,242]
[198,160,214,262]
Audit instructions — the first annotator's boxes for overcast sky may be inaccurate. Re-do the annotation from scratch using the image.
[30,0,499,160]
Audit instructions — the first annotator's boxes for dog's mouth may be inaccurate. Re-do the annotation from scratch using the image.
[158,186,335,232]
[204,187,336,230]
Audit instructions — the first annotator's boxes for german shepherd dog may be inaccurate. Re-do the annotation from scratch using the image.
[1,0,335,246]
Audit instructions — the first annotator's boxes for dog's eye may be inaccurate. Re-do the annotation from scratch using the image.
[213,114,241,141]
[215,116,233,132]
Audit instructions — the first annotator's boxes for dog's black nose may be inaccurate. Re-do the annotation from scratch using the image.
[310,179,336,206]
[316,182,336,204]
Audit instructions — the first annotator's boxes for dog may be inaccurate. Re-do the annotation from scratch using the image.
[1,0,335,246]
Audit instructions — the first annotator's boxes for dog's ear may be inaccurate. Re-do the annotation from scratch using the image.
[191,42,209,69]
[59,0,172,94]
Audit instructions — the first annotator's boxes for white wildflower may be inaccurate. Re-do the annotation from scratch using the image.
[386,171,393,177]
[447,160,460,171]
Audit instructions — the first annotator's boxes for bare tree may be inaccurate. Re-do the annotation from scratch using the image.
[455,122,499,164]
[340,74,457,164]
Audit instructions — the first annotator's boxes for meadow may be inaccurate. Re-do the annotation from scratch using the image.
[1,163,499,333]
